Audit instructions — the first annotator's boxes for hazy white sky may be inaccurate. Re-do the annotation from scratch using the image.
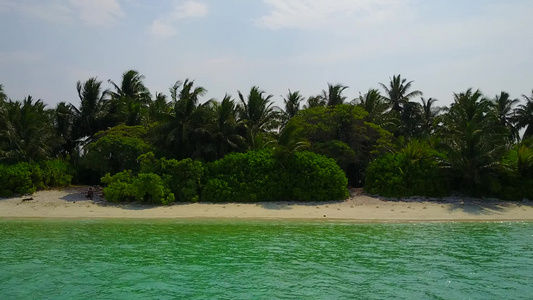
[1,0,532,108]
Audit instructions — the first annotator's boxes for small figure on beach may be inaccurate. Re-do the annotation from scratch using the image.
[86,187,94,200]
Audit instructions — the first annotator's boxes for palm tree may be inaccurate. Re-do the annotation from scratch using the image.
[440,88,506,195]
[237,86,279,150]
[304,95,327,109]
[54,102,79,158]
[419,97,442,137]
[279,90,304,130]
[273,121,310,160]
[151,79,210,159]
[513,90,533,140]
[146,92,171,124]
[323,83,348,106]
[281,90,304,125]
[108,70,151,126]
[0,85,7,128]
[72,77,110,140]
[108,70,151,101]
[515,144,533,177]
[0,96,56,162]
[353,89,389,124]
[379,75,422,112]
[172,79,207,120]
[0,84,6,103]
[491,91,519,143]
[398,101,423,137]
[205,95,245,160]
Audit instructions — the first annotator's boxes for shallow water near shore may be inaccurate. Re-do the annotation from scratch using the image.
[1,219,532,299]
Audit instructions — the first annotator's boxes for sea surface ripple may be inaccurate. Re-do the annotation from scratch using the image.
[0,220,532,299]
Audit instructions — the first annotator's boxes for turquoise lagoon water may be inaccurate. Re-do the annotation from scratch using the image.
[0,219,532,299]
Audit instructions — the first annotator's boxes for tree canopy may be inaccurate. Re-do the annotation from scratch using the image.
[1,72,533,200]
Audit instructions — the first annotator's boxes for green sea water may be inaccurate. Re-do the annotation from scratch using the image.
[0,220,532,299]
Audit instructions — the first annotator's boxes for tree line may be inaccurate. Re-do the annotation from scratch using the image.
[1,71,532,200]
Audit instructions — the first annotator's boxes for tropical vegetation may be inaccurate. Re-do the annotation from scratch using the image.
[1,72,533,202]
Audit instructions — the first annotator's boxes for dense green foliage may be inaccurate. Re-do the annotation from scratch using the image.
[82,124,153,178]
[138,152,204,202]
[100,170,137,202]
[311,140,356,172]
[496,144,533,200]
[203,150,281,202]
[203,150,348,202]
[101,153,203,204]
[2,71,533,202]
[38,160,74,188]
[284,151,349,201]
[103,150,347,204]
[0,97,57,163]
[439,89,509,196]
[160,158,203,202]
[0,163,36,197]
[364,151,449,198]
[0,160,72,197]
[289,104,393,186]
[101,170,175,205]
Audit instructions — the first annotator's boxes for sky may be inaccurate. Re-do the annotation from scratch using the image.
[1,0,532,109]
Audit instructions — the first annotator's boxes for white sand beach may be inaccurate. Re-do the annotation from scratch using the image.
[0,187,532,221]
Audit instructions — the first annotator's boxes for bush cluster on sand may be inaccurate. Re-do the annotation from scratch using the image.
[203,150,348,202]
[0,160,72,197]
[100,150,348,204]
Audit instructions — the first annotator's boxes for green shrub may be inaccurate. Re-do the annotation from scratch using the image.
[83,125,153,178]
[203,150,348,202]
[285,151,349,201]
[137,152,203,203]
[101,170,175,204]
[101,170,136,203]
[161,192,176,205]
[496,176,533,200]
[103,181,137,203]
[0,163,35,197]
[203,150,282,202]
[201,178,232,202]
[0,160,72,197]
[133,173,174,204]
[495,145,533,200]
[27,163,46,191]
[288,105,393,187]
[39,160,73,187]
[138,152,160,174]
[102,150,348,204]
[364,152,449,198]
[311,140,356,170]
[160,158,203,202]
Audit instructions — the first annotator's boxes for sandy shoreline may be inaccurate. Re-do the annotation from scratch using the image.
[0,187,532,222]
